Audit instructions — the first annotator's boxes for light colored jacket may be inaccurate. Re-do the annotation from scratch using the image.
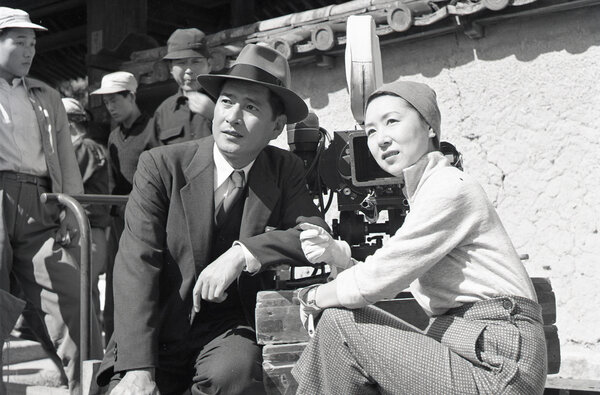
[336,151,536,316]
[25,77,83,194]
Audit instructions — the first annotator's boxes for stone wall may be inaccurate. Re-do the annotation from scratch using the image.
[282,6,600,379]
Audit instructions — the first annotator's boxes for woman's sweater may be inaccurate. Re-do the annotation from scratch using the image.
[335,151,536,316]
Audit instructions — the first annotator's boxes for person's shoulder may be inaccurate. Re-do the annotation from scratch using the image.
[25,77,52,91]
[424,161,488,205]
[25,77,60,99]
[155,92,180,112]
[145,136,211,163]
[261,145,299,161]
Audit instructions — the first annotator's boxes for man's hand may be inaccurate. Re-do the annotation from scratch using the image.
[111,369,159,395]
[55,209,78,247]
[299,223,352,269]
[192,245,245,312]
[186,91,215,119]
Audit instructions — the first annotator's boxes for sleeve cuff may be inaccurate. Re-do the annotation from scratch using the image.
[335,267,369,309]
[233,241,261,274]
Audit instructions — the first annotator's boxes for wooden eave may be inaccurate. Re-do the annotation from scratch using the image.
[113,0,600,90]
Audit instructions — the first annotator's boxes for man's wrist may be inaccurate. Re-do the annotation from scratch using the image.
[125,367,155,379]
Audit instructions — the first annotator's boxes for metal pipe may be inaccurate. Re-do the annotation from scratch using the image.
[67,193,129,206]
[40,193,128,387]
[40,193,92,381]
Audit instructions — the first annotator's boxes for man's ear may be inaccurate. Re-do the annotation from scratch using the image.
[428,127,436,139]
[271,114,287,139]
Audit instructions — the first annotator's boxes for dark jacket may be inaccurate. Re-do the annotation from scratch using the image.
[97,136,326,384]
[72,136,110,228]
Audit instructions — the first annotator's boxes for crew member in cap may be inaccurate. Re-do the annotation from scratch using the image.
[0,7,102,394]
[97,43,328,394]
[292,80,547,394]
[91,72,153,341]
[144,28,215,146]
[63,97,110,335]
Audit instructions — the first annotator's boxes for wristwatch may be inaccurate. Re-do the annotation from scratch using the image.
[298,284,322,313]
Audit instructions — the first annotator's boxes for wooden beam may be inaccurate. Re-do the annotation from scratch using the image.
[28,0,86,18]
[36,26,87,53]
[231,0,256,27]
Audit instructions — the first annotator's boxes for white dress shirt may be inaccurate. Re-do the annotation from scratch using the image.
[213,145,261,273]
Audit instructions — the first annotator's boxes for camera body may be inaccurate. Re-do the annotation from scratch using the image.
[288,120,463,261]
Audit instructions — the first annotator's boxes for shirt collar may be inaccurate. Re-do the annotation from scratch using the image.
[120,113,148,134]
[213,144,255,190]
[402,151,450,204]
[0,77,25,89]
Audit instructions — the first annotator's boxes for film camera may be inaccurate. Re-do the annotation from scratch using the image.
[283,15,462,285]
[288,114,463,262]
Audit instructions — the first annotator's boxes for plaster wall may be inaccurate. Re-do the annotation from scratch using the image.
[283,6,600,379]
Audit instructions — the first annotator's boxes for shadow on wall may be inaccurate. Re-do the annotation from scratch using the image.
[300,6,599,109]
[386,6,599,81]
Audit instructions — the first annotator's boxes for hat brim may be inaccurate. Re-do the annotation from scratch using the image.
[163,49,209,60]
[197,74,308,124]
[2,22,47,31]
[90,87,131,95]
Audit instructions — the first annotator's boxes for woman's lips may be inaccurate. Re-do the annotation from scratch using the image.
[382,150,399,160]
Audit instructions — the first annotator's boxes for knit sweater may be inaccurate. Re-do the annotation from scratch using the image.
[335,151,536,316]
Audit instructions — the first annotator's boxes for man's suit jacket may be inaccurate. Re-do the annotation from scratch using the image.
[98,136,326,383]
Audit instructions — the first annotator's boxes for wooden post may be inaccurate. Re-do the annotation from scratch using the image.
[86,0,148,121]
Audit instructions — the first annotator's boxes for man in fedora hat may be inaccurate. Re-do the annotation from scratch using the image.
[97,43,328,395]
[0,7,103,394]
[144,28,215,146]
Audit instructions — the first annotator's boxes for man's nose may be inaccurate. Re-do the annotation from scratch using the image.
[24,46,35,58]
[225,104,242,124]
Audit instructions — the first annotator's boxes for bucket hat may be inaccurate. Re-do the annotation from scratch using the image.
[0,7,47,31]
[90,71,137,95]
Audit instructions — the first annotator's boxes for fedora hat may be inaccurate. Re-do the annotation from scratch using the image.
[197,44,308,123]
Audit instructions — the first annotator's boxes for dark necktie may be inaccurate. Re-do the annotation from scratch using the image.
[216,170,245,225]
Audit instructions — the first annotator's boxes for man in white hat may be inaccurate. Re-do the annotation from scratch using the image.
[90,71,152,341]
[144,28,215,146]
[97,43,328,395]
[0,7,103,394]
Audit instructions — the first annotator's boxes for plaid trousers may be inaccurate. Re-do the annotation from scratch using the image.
[292,296,547,395]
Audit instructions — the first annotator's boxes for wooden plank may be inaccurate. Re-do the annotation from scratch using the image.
[263,343,306,395]
[82,359,103,395]
[545,325,561,375]
[545,377,600,392]
[256,290,309,345]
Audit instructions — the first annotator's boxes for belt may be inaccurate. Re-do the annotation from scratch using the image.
[0,171,52,189]
[445,295,543,324]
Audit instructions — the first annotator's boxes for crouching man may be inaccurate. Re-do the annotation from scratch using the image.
[97,44,327,395]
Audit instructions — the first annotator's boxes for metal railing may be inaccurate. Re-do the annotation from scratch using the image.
[40,193,128,382]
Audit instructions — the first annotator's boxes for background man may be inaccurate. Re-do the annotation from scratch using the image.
[0,7,102,394]
[97,44,327,395]
[145,28,215,145]
[62,97,110,338]
[90,71,152,341]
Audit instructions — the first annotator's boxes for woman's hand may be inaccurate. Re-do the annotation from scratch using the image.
[297,284,323,337]
[299,223,352,269]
